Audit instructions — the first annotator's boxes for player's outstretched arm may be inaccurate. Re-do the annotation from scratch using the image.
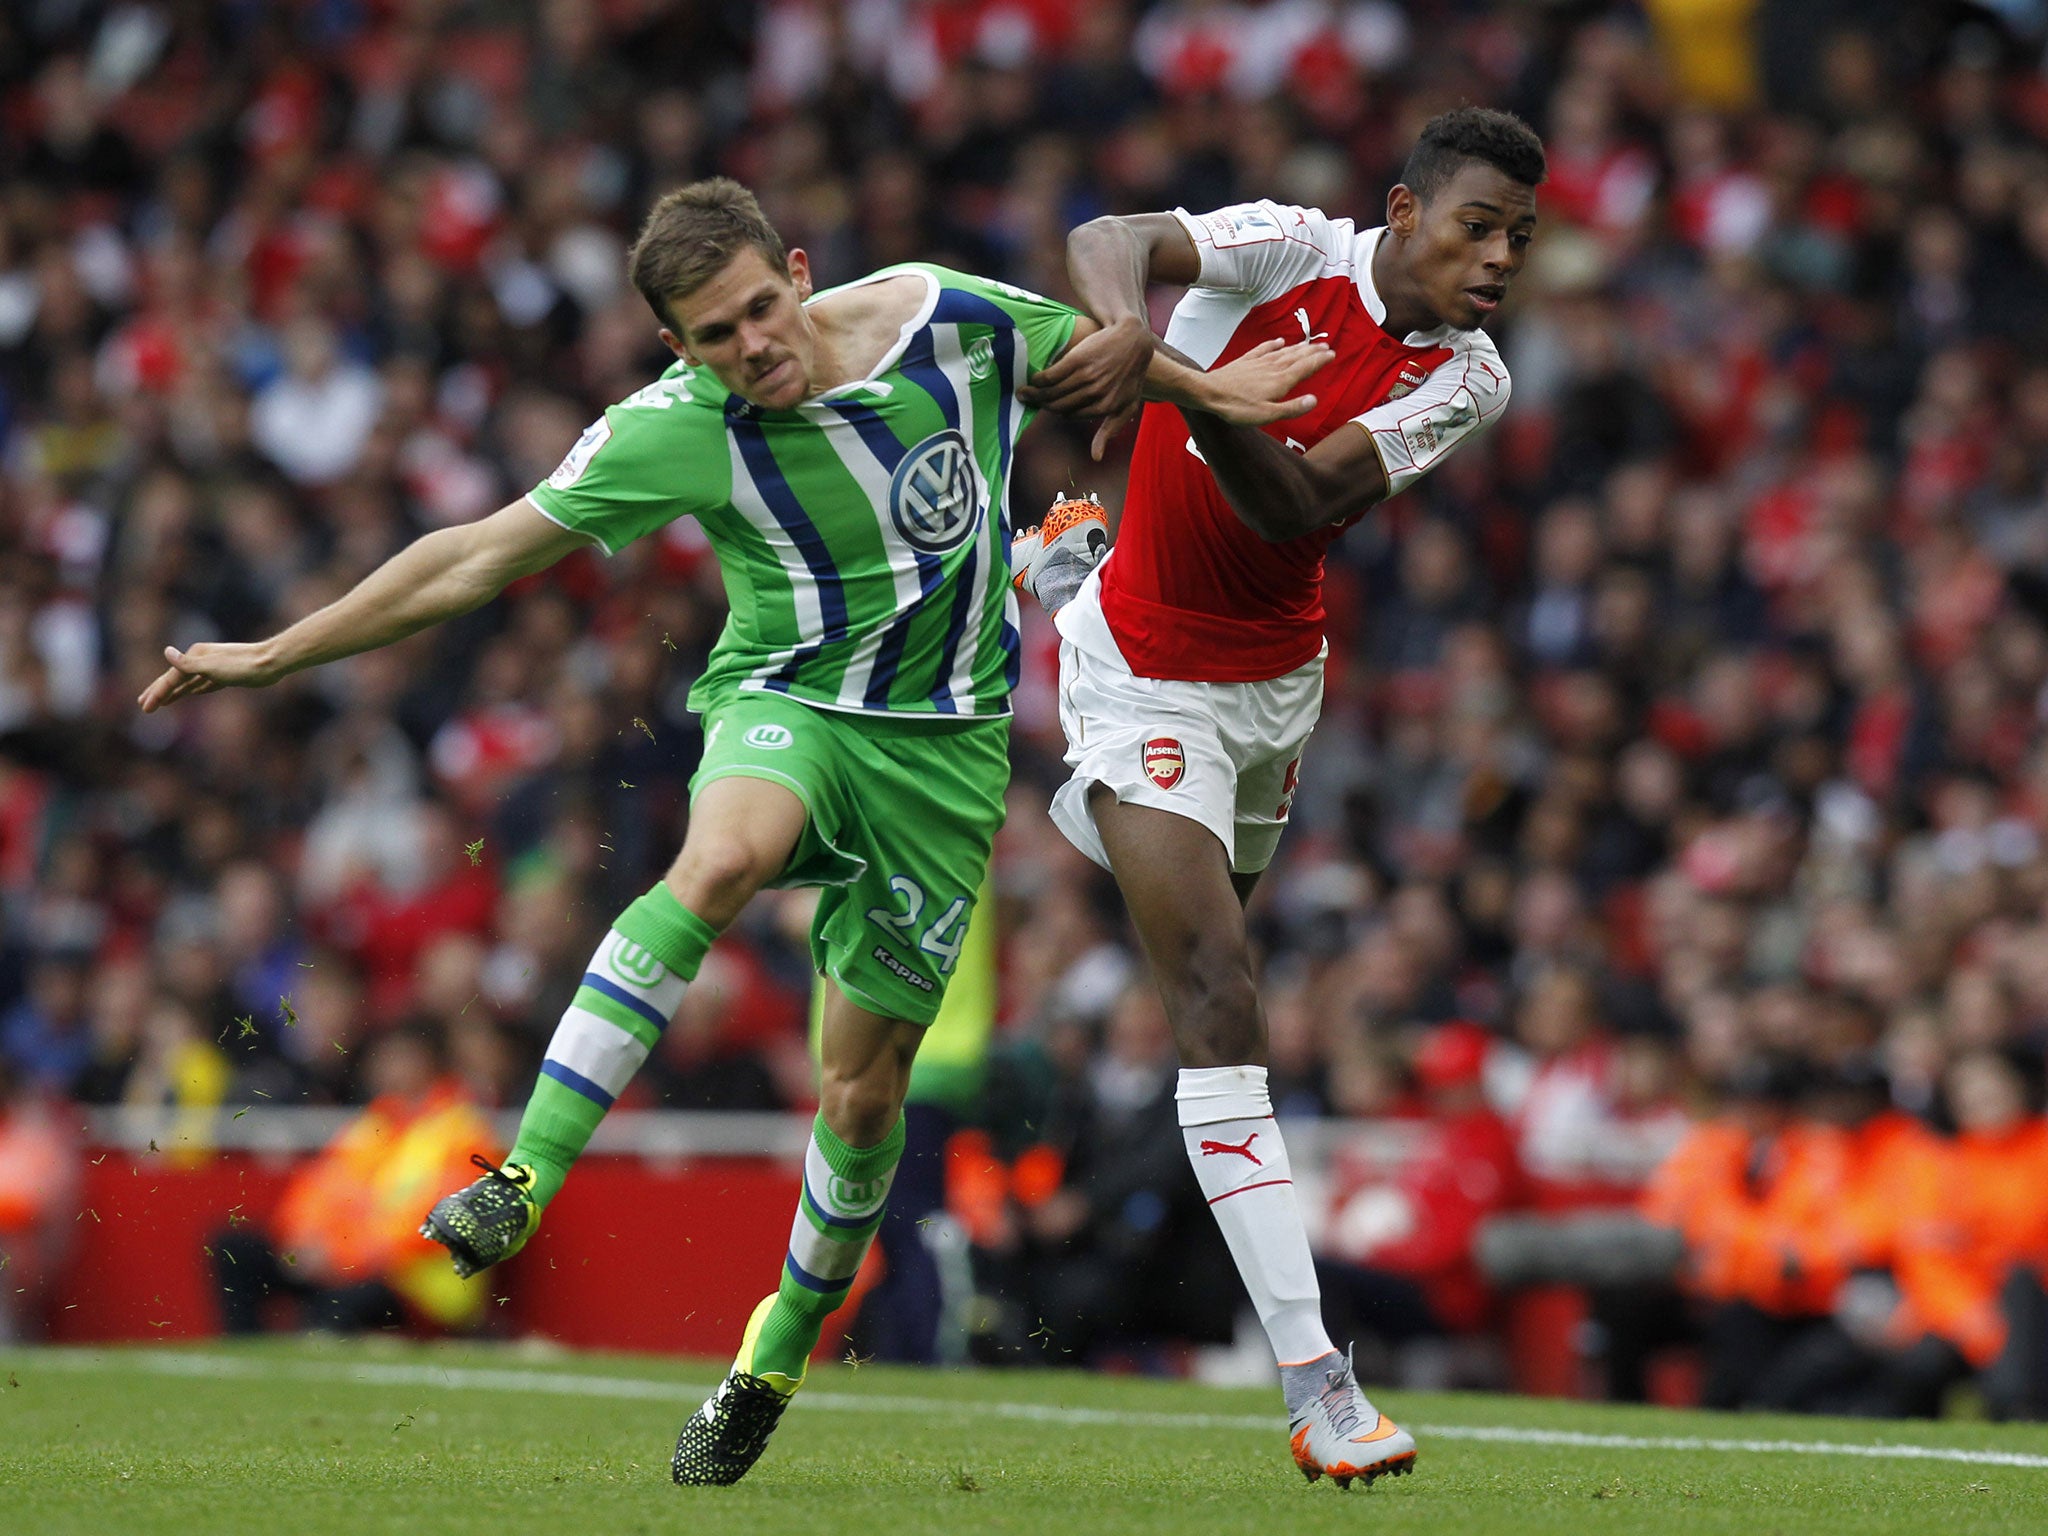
[137,497,592,712]
[1021,214,1201,423]
[1181,411,1390,544]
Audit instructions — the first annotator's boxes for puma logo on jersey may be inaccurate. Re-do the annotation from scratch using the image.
[1471,356,1506,392]
[1294,308,1329,344]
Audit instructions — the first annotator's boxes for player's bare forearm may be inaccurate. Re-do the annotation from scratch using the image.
[1180,412,1388,542]
[1018,214,1205,425]
[1068,213,1203,324]
[138,498,587,712]
[1142,338,1328,423]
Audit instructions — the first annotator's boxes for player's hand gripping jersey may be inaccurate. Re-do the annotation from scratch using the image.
[1097,200,1512,683]
[530,264,1078,718]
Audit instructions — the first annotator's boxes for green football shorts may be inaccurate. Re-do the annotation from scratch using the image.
[689,690,1010,1026]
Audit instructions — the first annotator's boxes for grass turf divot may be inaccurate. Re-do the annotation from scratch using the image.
[4,1339,2048,1536]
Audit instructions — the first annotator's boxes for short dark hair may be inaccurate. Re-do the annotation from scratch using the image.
[1400,107,1547,203]
[627,177,789,330]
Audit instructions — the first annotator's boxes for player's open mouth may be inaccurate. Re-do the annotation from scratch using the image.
[1466,286,1504,313]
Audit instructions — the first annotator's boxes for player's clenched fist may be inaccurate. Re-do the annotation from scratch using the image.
[137,640,283,713]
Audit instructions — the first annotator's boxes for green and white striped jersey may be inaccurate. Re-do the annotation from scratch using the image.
[527,263,1078,719]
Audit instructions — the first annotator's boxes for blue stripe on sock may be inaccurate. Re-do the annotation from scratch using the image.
[783,1250,853,1296]
[541,1059,615,1109]
[578,972,669,1035]
[803,1178,881,1231]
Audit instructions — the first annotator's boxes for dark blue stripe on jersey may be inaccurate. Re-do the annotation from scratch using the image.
[578,972,669,1035]
[727,403,848,685]
[895,326,960,429]
[826,397,950,707]
[987,324,1024,701]
[924,296,1025,713]
[540,1059,614,1109]
[928,539,978,713]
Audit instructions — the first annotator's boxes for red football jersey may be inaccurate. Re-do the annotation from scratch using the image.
[1088,201,1513,683]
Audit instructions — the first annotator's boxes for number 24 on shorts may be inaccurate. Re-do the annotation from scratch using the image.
[865,875,969,974]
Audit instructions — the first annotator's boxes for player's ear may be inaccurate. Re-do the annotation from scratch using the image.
[786,248,813,301]
[659,327,696,365]
[1386,184,1419,239]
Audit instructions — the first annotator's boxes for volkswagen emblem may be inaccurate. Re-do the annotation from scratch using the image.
[889,429,980,553]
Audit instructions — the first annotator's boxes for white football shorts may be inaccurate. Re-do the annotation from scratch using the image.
[1049,571,1324,875]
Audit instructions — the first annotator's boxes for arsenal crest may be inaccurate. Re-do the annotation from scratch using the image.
[1143,737,1184,789]
[1386,362,1429,401]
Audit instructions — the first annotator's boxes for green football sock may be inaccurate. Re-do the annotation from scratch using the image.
[510,884,716,1207]
[750,1112,907,1386]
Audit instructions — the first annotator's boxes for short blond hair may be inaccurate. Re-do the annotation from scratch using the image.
[627,178,789,329]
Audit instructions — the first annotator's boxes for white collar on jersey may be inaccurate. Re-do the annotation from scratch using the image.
[1357,225,1456,348]
[799,266,941,403]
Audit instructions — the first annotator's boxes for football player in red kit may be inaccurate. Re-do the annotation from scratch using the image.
[1019,107,1544,1487]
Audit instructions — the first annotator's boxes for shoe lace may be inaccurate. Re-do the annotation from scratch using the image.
[709,1375,786,1456]
[470,1153,518,1184]
[1316,1358,1365,1441]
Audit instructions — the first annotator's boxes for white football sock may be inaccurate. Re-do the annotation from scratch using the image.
[1178,1064,1335,1369]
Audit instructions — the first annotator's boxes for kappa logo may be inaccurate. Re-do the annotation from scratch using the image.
[744,723,794,750]
[1199,1132,1262,1165]
[607,941,666,988]
[870,944,935,993]
[967,335,997,381]
[1143,737,1184,790]
[889,429,981,553]
[1385,362,1430,401]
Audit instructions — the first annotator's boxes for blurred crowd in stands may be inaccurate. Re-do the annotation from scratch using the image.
[6,0,2048,1411]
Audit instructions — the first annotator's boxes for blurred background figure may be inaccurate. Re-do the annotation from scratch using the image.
[1317,1020,1519,1385]
[210,1028,497,1335]
[0,1054,79,1340]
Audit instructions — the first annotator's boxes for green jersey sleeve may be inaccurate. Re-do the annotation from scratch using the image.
[527,368,730,556]
[926,268,1080,374]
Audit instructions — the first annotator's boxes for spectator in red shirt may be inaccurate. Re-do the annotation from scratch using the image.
[1316,1021,1521,1351]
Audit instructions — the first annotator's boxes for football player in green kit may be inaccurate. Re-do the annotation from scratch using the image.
[139,177,1329,1484]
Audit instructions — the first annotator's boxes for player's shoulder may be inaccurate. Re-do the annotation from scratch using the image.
[543,363,725,494]
[1444,325,1511,401]
[602,359,723,420]
[1181,199,1361,260]
[912,262,1063,312]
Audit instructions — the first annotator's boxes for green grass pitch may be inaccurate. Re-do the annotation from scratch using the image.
[5,1339,2048,1535]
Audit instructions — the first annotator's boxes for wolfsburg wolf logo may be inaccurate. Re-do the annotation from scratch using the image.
[889,429,980,553]
[608,941,666,988]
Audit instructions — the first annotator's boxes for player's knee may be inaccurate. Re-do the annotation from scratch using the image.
[1160,942,1262,1065]
[819,1071,904,1149]
[665,834,776,924]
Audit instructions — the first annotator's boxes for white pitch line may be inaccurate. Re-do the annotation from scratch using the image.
[15,1350,2048,1471]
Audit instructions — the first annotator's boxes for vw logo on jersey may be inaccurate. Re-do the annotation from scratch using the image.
[889,429,981,553]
